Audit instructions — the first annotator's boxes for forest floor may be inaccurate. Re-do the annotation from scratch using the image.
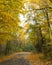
[0,52,52,65]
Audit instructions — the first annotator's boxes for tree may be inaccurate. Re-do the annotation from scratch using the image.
[18,0,52,52]
[0,0,25,43]
[0,0,25,54]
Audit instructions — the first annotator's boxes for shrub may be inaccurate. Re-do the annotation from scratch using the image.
[23,43,36,52]
[5,40,23,55]
[42,44,52,60]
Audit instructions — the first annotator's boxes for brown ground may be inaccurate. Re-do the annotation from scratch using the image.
[0,52,52,65]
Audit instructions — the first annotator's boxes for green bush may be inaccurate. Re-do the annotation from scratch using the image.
[42,44,52,60]
[14,47,22,52]
[23,43,36,52]
[5,40,23,55]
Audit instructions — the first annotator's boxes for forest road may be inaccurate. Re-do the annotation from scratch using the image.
[0,52,52,65]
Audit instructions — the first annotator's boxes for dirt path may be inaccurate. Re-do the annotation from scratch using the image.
[0,52,52,65]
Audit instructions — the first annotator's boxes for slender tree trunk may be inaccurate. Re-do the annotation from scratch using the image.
[5,41,10,55]
[0,44,2,54]
[45,8,51,42]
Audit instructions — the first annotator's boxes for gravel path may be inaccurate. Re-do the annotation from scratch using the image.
[0,52,52,65]
[0,52,30,65]
[0,57,30,65]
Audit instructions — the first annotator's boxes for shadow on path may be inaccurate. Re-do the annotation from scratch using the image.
[0,54,30,65]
